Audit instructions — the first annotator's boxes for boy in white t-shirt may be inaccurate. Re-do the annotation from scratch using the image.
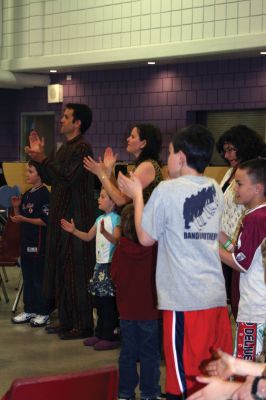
[220,158,266,362]
[61,188,121,350]
[118,125,232,399]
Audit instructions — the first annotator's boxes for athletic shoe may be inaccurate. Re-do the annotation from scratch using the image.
[118,397,135,400]
[141,397,165,400]
[11,312,36,324]
[141,393,166,400]
[93,340,120,351]
[30,315,50,327]
[83,336,101,346]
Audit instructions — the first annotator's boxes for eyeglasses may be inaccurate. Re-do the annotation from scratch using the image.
[221,146,237,156]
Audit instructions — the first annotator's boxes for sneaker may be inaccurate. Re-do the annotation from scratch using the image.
[118,397,135,400]
[94,340,120,351]
[83,336,101,346]
[141,393,166,400]
[141,397,165,400]
[30,315,50,327]
[11,312,36,324]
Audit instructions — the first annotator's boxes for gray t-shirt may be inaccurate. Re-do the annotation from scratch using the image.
[142,175,227,311]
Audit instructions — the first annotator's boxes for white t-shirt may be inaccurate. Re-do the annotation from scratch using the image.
[142,175,227,311]
[232,204,266,323]
[95,211,121,263]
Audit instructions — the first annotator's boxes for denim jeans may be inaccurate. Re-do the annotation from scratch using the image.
[119,319,161,399]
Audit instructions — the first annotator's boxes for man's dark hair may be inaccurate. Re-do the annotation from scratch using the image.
[65,103,92,134]
[216,125,266,164]
[134,123,162,166]
[238,158,266,196]
[121,204,139,243]
[171,124,214,173]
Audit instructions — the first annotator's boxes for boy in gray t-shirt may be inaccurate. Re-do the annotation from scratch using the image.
[118,125,233,400]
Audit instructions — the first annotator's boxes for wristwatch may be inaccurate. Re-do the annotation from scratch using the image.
[251,376,266,399]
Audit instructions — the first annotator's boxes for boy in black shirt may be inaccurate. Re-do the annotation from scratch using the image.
[11,160,50,327]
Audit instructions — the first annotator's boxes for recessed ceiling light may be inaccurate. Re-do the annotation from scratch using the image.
[147,61,156,65]
[50,69,57,73]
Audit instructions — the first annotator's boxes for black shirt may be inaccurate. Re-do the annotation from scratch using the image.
[20,185,49,256]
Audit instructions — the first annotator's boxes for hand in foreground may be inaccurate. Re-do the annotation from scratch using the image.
[231,376,254,400]
[186,376,239,400]
[100,219,106,234]
[103,147,118,174]
[83,155,105,178]
[117,171,142,200]
[11,196,21,208]
[10,215,24,223]
[61,218,75,233]
[25,130,46,162]
[205,350,236,379]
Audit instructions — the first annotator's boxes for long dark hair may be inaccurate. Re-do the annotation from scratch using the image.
[134,123,162,166]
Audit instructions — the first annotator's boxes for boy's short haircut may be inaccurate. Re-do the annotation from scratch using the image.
[121,204,139,243]
[238,158,266,196]
[171,124,214,173]
[28,159,44,182]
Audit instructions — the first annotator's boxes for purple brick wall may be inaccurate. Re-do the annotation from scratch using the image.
[1,56,266,162]
[0,90,21,161]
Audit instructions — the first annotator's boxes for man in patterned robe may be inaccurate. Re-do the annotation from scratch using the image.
[25,103,95,340]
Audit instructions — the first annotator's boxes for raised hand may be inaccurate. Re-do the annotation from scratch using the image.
[83,155,105,178]
[231,376,254,400]
[103,147,118,174]
[11,196,21,208]
[205,350,236,379]
[61,218,75,233]
[30,130,43,150]
[117,171,142,200]
[100,219,106,234]
[25,130,46,162]
[186,376,238,400]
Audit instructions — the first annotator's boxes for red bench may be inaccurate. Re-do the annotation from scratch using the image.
[1,366,118,400]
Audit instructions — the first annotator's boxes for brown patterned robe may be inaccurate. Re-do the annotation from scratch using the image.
[39,134,95,332]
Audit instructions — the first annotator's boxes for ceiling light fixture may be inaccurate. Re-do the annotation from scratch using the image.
[50,69,57,73]
[260,52,266,55]
[147,61,156,65]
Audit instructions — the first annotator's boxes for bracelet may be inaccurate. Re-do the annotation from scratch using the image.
[223,239,233,250]
[251,376,265,399]
[101,174,106,181]
[226,243,234,252]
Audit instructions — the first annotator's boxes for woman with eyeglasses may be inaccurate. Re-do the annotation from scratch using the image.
[216,125,266,319]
